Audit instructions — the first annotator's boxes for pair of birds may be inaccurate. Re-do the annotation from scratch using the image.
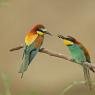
[19,24,94,90]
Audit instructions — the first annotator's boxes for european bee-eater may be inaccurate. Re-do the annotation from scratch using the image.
[19,24,52,78]
[58,34,94,90]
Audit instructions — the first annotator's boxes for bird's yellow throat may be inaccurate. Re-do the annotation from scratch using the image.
[37,31,44,36]
[63,39,74,46]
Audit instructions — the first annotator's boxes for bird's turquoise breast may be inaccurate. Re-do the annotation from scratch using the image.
[68,44,86,64]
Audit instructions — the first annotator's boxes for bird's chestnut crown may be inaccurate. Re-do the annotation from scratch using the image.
[66,36,76,43]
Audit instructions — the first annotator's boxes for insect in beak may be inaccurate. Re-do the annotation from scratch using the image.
[57,34,66,39]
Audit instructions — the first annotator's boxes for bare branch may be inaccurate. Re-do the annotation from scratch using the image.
[39,48,73,62]
[9,45,95,69]
[9,45,24,51]
[40,48,95,69]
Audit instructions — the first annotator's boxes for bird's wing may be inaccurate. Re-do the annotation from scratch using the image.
[19,31,38,77]
[19,44,39,77]
[77,40,95,72]
[83,64,92,90]
[25,31,38,46]
[19,35,44,78]
[78,43,91,63]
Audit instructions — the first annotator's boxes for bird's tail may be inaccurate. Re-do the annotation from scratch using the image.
[83,64,92,91]
[18,48,38,78]
[18,54,30,78]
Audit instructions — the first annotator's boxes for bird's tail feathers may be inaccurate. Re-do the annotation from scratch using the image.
[18,49,38,78]
[83,65,92,91]
[18,54,30,78]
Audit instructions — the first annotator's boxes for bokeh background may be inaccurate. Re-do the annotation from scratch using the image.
[0,0,95,95]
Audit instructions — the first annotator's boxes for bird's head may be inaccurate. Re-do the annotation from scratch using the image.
[58,35,77,46]
[32,24,52,36]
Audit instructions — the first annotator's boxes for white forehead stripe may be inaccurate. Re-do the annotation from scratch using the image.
[41,28,47,32]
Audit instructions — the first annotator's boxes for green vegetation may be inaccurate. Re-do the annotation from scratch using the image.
[0,0,9,6]
[0,73,41,95]
[0,73,95,95]
[0,0,8,3]
[0,73,11,95]
[59,80,95,95]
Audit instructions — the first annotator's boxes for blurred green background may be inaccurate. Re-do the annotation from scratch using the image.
[0,0,95,95]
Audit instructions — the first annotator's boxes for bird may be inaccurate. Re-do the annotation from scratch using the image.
[58,34,95,90]
[19,24,52,78]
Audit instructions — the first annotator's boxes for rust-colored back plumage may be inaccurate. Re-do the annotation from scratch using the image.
[31,24,45,32]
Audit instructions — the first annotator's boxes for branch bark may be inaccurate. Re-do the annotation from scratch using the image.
[9,45,95,69]
[9,45,24,51]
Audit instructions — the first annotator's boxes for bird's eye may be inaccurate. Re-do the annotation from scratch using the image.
[67,38,75,42]
[37,28,43,32]
[37,28,47,32]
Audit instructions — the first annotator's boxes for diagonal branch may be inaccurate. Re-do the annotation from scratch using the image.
[9,45,95,69]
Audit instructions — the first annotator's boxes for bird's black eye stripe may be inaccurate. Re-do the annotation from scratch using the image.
[37,28,43,32]
[67,38,75,42]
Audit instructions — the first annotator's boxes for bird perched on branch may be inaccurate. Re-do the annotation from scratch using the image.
[58,34,95,90]
[19,24,52,78]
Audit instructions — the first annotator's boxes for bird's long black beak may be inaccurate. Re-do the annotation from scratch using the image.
[57,34,66,39]
[46,31,52,36]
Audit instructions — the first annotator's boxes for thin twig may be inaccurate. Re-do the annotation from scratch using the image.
[9,45,23,51]
[9,45,95,69]
[59,80,95,95]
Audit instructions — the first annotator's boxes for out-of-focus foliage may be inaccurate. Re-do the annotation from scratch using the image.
[0,73,11,95]
[0,0,9,6]
[0,73,41,95]
[59,81,95,95]
[1,73,95,95]
[0,0,8,3]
